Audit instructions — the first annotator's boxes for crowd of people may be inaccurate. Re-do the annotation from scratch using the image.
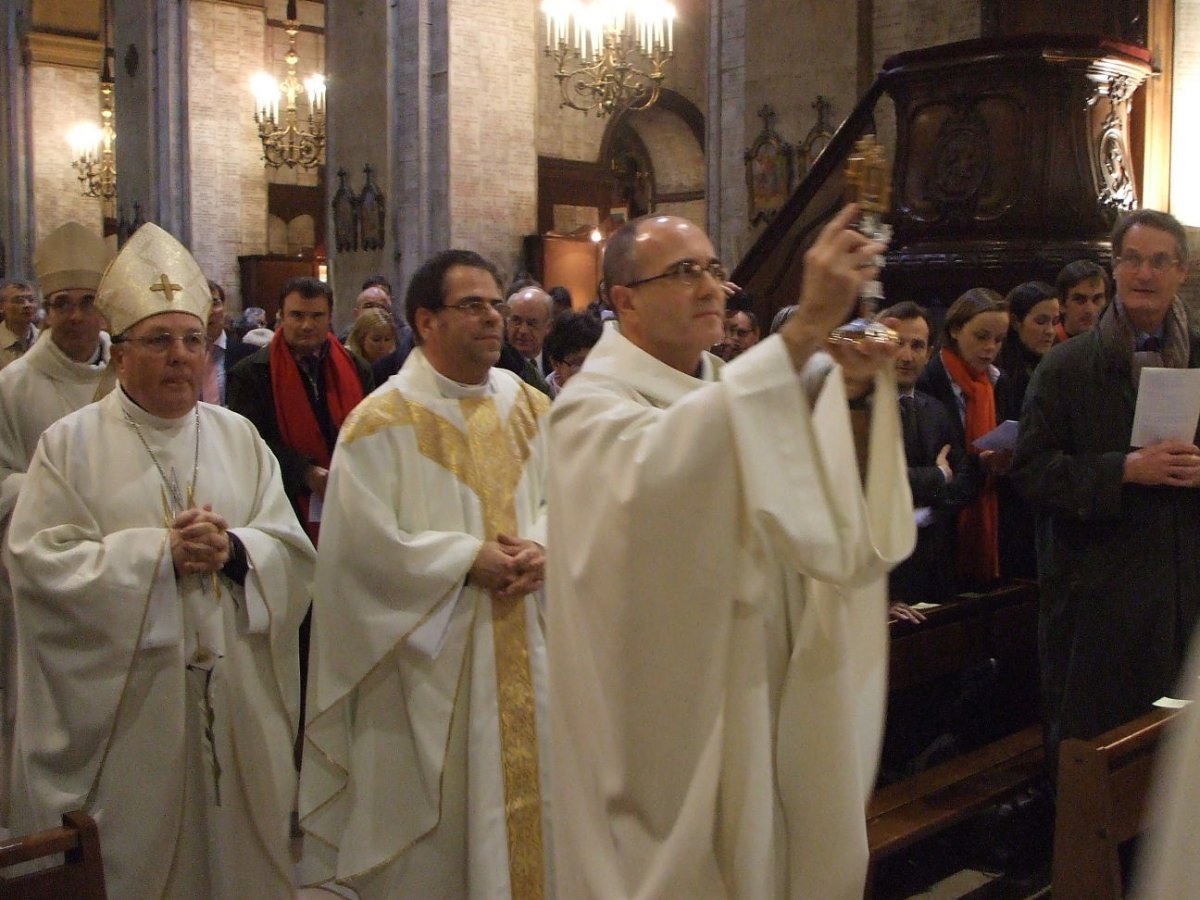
[0,204,1196,898]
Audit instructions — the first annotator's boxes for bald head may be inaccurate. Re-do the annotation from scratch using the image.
[507,286,553,359]
[355,286,391,318]
[605,215,726,374]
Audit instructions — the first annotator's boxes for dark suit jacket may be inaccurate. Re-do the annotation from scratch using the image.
[917,351,1018,443]
[226,342,373,505]
[890,388,974,604]
[222,333,256,372]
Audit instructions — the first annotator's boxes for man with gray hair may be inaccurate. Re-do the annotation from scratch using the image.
[546,206,914,897]
[507,285,554,375]
[1014,208,1200,760]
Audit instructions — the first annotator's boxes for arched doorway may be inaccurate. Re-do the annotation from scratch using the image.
[600,90,706,224]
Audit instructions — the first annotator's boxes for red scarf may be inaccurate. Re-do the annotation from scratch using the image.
[269,332,365,543]
[1054,321,1070,344]
[941,347,1000,582]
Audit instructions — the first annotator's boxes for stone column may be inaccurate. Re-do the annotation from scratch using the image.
[0,1,36,278]
[707,0,747,266]
[391,0,452,295]
[327,0,536,322]
[113,0,191,244]
[325,0,409,323]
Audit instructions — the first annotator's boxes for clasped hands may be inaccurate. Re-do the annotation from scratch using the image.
[170,504,231,576]
[468,533,545,600]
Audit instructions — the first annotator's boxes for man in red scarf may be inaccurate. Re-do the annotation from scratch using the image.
[227,276,372,544]
[227,277,372,763]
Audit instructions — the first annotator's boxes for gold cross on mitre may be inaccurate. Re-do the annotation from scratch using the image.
[149,273,184,304]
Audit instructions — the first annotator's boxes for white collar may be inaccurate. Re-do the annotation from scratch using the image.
[580,323,719,408]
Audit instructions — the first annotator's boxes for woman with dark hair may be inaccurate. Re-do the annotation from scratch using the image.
[917,288,1011,585]
[997,281,1059,413]
[995,281,1059,578]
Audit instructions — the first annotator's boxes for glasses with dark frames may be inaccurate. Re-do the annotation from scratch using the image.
[623,259,728,289]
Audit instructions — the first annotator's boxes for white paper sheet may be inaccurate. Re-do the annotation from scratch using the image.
[1130,368,1200,447]
[973,419,1019,452]
[1153,696,1192,710]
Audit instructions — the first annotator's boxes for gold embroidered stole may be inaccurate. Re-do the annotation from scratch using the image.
[343,387,546,897]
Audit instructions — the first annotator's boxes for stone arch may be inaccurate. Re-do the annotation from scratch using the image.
[599,90,706,222]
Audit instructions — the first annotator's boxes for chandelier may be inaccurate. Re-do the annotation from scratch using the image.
[66,12,117,202]
[250,0,326,169]
[541,1,676,117]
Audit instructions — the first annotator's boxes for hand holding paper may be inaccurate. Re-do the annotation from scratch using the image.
[1124,440,1200,487]
[1130,368,1200,448]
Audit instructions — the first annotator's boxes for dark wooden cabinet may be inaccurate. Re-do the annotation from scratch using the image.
[237,254,319,325]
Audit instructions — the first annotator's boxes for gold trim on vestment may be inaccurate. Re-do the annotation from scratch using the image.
[339,384,547,897]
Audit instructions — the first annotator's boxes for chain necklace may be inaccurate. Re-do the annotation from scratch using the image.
[126,402,224,804]
[124,403,218,599]
[124,405,201,519]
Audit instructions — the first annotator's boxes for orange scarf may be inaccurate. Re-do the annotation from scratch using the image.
[941,347,1000,582]
[1054,321,1070,344]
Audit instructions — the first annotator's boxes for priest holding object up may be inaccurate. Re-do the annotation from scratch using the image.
[546,205,915,899]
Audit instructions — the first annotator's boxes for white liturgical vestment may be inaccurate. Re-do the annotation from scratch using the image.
[1133,627,1200,897]
[300,348,553,898]
[5,389,315,900]
[0,329,111,522]
[546,327,915,899]
[0,330,111,824]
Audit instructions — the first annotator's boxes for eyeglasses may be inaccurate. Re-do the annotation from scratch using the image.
[727,326,756,338]
[114,331,207,355]
[47,296,97,314]
[1116,251,1180,273]
[624,259,728,289]
[440,297,510,318]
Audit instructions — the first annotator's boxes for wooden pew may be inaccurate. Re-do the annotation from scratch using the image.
[0,810,107,899]
[1052,706,1181,900]
[866,582,1042,893]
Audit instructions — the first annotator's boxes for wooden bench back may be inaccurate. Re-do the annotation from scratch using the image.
[1053,707,1180,900]
[0,810,107,899]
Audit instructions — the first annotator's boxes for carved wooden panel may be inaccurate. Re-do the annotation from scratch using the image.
[732,37,1154,318]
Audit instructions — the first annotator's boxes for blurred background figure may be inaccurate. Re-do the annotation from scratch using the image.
[1054,259,1109,343]
[544,311,602,396]
[917,288,1012,587]
[345,307,399,366]
[995,281,1059,578]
